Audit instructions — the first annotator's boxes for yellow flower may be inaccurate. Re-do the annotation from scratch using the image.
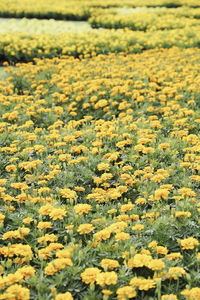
[130,277,156,291]
[100,173,113,181]
[97,163,110,171]
[161,295,178,300]
[74,204,92,215]
[128,254,152,269]
[55,292,73,300]
[2,227,30,240]
[100,259,119,270]
[132,224,144,231]
[1,284,30,300]
[156,246,168,256]
[165,267,186,280]
[117,286,137,300]
[107,209,117,214]
[158,143,170,150]
[175,211,191,218]
[65,225,74,230]
[115,232,130,241]
[45,258,73,275]
[81,267,101,284]
[0,213,5,223]
[102,289,113,296]
[49,207,67,220]
[59,154,67,161]
[154,188,169,201]
[0,179,7,185]
[74,186,85,192]
[16,265,35,279]
[23,217,34,224]
[60,188,76,199]
[147,259,165,271]
[96,271,118,287]
[77,223,94,235]
[181,287,200,300]
[121,202,135,213]
[166,252,181,260]
[94,228,111,242]
[180,237,199,250]
[37,222,52,229]
[5,164,17,172]
[148,241,158,249]
[38,204,54,215]
[135,197,147,204]
[178,187,196,198]
[38,234,58,244]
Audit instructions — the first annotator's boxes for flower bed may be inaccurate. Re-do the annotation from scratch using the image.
[0,47,199,299]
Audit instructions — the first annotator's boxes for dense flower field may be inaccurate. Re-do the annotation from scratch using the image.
[89,12,200,30]
[1,1,200,64]
[1,26,200,63]
[0,47,200,299]
[0,0,200,299]
[1,0,200,20]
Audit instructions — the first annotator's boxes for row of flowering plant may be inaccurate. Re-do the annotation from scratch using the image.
[0,47,199,299]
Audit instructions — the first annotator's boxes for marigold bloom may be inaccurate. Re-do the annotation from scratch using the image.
[65,225,74,230]
[49,207,67,220]
[154,188,169,201]
[121,202,135,213]
[17,265,36,279]
[102,289,113,296]
[94,228,111,242]
[117,286,137,300]
[178,188,196,198]
[115,232,130,241]
[55,292,73,300]
[74,204,92,215]
[165,267,186,280]
[128,254,152,269]
[100,259,119,270]
[132,224,144,231]
[166,252,181,260]
[96,271,118,287]
[5,164,17,172]
[1,284,30,300]
[77,223,94,235]
[45,258,73,275]
[0,213,5,223]
[38,204,54,215]
[175,211,191,218]
[38,234,58,244]
[37,222,52,229]
[81,268,101,284]
[97,163,110,171]
[135,197,147,204]
[161,295,178,300]
[147,259,165,271]
[181,287,200,300]
[2,227,30,240]
[130,277,156,291]
[180,237,199,250]
[23,217,34,224]
[60,188,76,199]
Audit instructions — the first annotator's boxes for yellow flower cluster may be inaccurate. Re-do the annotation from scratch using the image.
[0,46,200,299]
[1,25,200,63]
[89,12,200,31]
[0,0,200,22]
